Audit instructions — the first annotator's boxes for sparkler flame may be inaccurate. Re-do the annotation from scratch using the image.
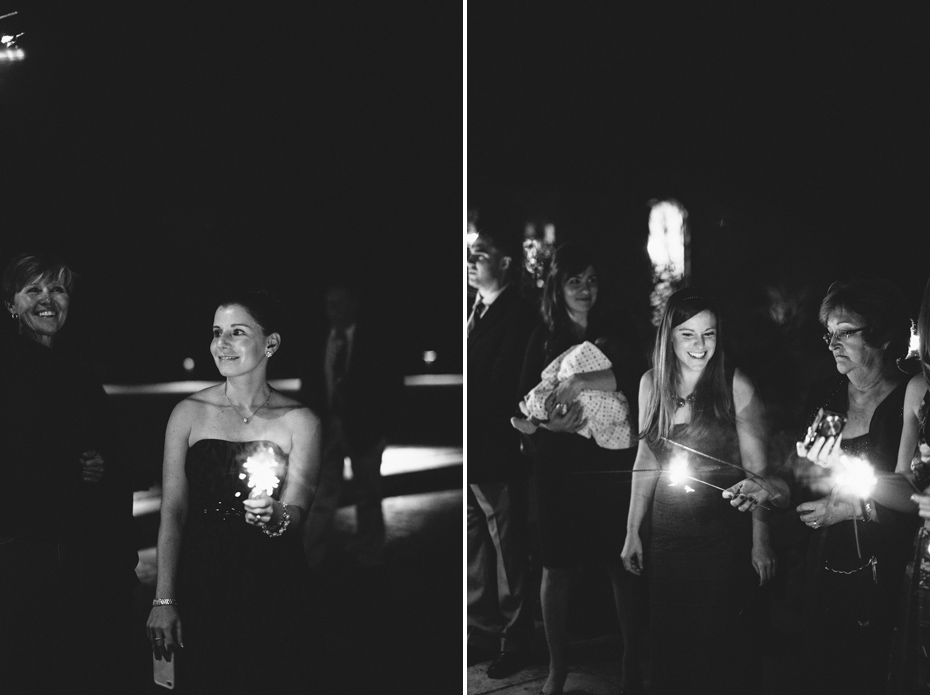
[832,456,877,499]
[239,446,281,498]
[667,455,691,486]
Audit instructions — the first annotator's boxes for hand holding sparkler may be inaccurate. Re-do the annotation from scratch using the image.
[239,446,282,526]
[722,476,790,511]
[797,455,877,529]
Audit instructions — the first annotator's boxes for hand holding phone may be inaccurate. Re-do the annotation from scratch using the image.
[797,408,847,466]
[154,653,176,690]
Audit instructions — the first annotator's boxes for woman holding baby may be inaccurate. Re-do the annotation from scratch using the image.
[514,242,647,695]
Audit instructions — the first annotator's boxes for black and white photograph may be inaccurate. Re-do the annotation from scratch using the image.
[1,5,461,694]
[468,5,930,695]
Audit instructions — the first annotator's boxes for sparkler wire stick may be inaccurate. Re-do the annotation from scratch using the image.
[661,437,777,510]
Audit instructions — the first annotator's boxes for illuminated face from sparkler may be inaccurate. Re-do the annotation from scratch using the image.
[6,274,70,348]
[562,265,598,317]
[467,234,511,293]
[824,310,883,378]
[672,310,717,374]
[211,304,279,377]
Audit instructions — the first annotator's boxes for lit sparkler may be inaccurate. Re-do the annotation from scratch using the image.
[239,446,281,498]
[831,455,877,499]
[667,454,726,493]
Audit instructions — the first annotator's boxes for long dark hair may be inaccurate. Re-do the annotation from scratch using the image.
[539,242,606,358]
[640,287,733,443]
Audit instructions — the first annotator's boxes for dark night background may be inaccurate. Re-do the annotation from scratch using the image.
[0,4,462,383]
[469,4,930,440]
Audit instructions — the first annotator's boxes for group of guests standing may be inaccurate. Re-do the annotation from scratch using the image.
[0,249,401,694]
[466,224,930,695]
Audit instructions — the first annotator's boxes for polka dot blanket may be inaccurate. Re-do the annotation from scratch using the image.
[520,340,633,449]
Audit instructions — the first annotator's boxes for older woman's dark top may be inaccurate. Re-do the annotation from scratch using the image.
[518,322,644,567]
[0,330,138,693]
[796,373,918,695]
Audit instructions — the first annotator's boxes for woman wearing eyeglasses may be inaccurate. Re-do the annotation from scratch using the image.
[792,279,919,695]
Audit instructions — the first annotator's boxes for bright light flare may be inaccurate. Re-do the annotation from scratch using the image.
[832,456,877,499]
[908,325,920,359]
[239,446,282,498]
[647,200,687,277]
[667,455,691,486]
[0,48,24,61]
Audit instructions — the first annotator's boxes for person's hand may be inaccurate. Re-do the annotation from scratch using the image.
[243,494,276,527]
[548,375,584,411]
[796,432,844,468]
[722,478,766,512]
[911,493,930,520]
[80,450,106,483]
[621,533,644,576]
[796,496,855,529]
[752,540,777,585]
[544,397,586,434]
[722,476,789,511]
[147,605,183,661]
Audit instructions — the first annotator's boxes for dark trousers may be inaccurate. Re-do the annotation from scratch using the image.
[467,480,534,652]
[303,417,387,567]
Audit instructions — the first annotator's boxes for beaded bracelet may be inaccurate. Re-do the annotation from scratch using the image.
[152,598,178,607]
[262,503,291,537]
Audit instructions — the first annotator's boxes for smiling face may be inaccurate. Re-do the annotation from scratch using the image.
[824,310,884,377]
[562,265,598,317]
[6,273,71,347]
[211,304,277,377]
[672,310,717,375]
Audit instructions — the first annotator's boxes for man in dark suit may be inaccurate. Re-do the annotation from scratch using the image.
[467,226,538,679]
[301,279,403,568]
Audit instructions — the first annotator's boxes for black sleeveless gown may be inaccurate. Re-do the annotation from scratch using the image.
[176,439,313,694]
[647,421,763,695]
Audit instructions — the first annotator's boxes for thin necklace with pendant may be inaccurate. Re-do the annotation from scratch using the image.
[225,382,273,424]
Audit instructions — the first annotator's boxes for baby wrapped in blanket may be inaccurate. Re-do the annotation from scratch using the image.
[512,340,633,450]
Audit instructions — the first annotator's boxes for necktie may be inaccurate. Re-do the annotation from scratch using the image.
[467,299,485,336]
[331,329,348,412]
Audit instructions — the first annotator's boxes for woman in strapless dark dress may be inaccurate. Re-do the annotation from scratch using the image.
[146,289,322,694]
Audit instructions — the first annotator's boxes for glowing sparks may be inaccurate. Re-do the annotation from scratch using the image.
[832,456,877,499]
[239,446,281,498]
[667,455,691,486]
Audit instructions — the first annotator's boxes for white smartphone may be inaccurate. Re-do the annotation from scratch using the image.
[153,653,176,690]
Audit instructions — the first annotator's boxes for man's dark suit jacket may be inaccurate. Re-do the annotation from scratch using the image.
[299,319,403,457]
[467,284,538,484]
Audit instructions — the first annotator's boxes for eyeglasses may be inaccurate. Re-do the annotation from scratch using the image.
[822,327,866,345]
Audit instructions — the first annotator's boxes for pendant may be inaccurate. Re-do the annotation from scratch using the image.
[243,417,249,424]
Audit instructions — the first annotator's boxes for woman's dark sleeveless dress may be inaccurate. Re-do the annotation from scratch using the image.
[177,440,313,694]
[647,412,761,695]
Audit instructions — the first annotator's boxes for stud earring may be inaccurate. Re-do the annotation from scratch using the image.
[10,313,17,319]
[265,350,273,357]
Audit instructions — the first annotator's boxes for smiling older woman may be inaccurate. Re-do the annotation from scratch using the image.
[0,250,139,694]
[792,278,919,695]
